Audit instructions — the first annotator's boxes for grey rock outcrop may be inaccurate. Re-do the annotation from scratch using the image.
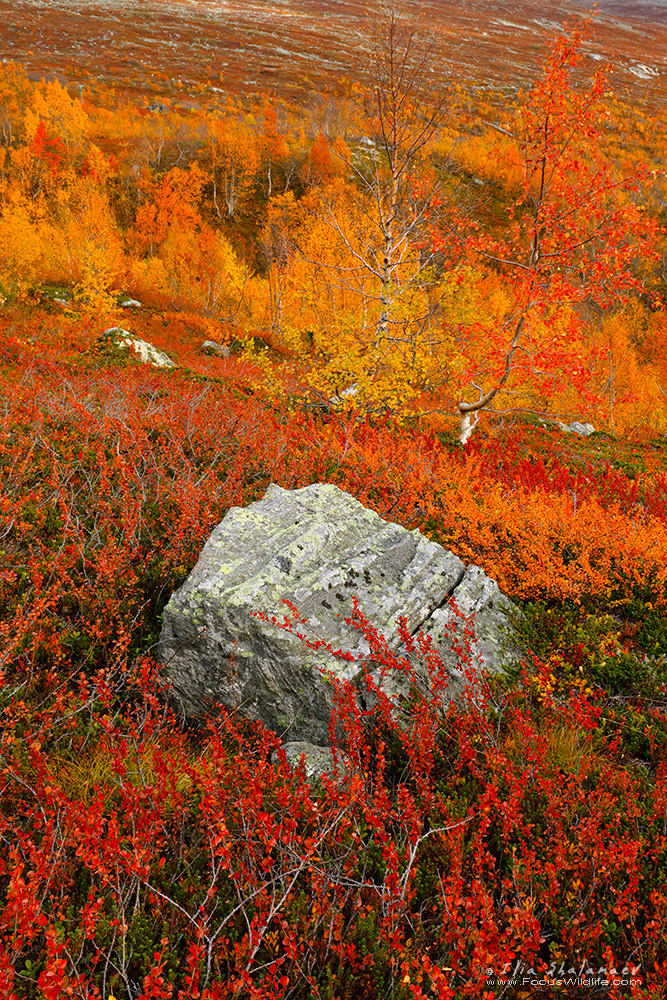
[158,483,514,745]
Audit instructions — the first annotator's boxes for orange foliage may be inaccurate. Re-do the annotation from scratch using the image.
[301,133,350,186]
[132,163,204,255]
[259,103,289,198]
[206,110,258,218]
[0,20,665,433]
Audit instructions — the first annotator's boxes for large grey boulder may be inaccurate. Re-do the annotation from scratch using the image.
[158,483,514,745]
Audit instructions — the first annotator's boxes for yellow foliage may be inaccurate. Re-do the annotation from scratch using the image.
[52,743,194,810]
[24,77,89,151]
[84,144,113,184]
[0,54,662,435]
[58,181,125,315]
[128,255,170,307]
[206,111,258,217]
[590,303,667,435]
[149,222,250,317]
[0,196,55,297]
[0,62,32,148]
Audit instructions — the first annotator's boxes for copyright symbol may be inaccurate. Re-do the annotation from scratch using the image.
[486,968,493,975]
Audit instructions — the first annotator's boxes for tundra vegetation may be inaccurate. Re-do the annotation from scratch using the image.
[2,6,667,998]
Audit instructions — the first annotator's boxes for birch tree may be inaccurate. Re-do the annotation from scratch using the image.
[444,18,659,443]
[294,2,452,410]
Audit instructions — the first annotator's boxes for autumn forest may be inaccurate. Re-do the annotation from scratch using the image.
[3,1,667,997]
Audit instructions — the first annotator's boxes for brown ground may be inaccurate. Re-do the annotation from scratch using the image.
[2,0,666,107]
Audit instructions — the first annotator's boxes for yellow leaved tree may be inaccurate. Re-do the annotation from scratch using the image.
[59,179,125,315]
[271,4,453,414]
[24,77,89,155]
[205,109,258,218]
[0,192,55,299]
[158,221,250,318]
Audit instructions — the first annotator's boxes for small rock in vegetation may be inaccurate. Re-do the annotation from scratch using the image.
[102,328,176,368]
[329,382,359,407]
[201,340,231,358]
[560,420,596,436]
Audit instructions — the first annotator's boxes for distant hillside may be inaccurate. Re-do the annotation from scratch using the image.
[1,0,665,104]
[580,0,667,22]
